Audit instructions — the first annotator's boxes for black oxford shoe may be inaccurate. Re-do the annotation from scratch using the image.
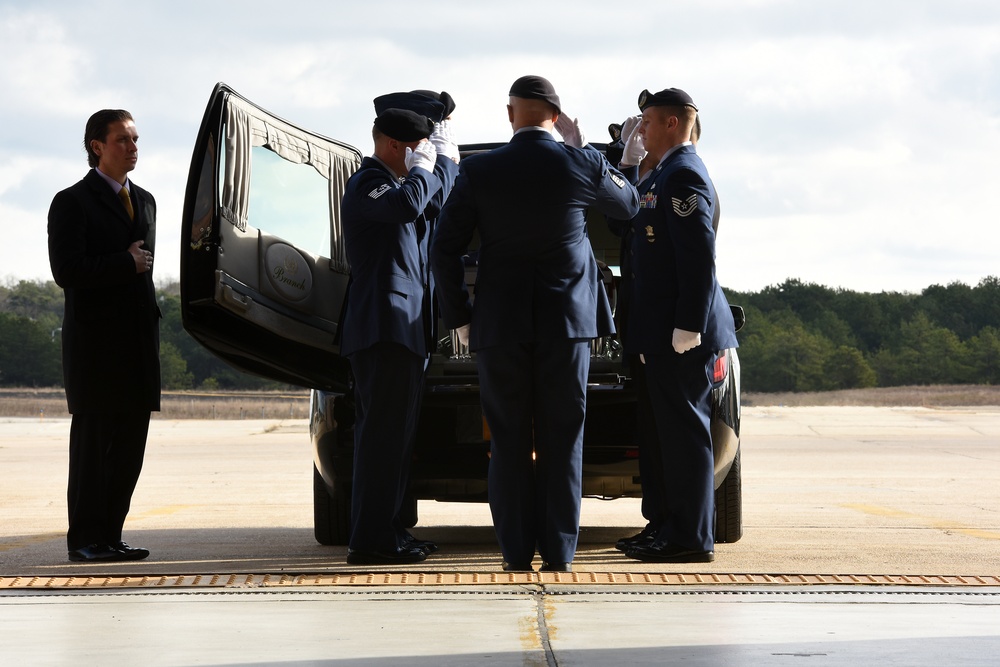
[502,561,533,572]
[403,534,439,554]
[615,525,657,552]
[626,540,715,563]
[68,544,119,562]
[113,541,150,561]
[540,562,572,572]
[347,546,427,565]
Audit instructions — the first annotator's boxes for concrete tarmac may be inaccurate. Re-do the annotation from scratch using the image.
[2,407,999,665]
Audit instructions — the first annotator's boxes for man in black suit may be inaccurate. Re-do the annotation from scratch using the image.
[340,95,459,565]
[48,109,160,563]
[613,89,739,563]
[431,75,639,572]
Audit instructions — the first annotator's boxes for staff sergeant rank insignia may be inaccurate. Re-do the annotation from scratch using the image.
[368,184,391,200]
[671,194,699,217]
[609,172,626,189]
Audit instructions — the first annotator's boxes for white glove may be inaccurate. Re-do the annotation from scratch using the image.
[672,328,702,354]
[429,120,460,163]
[620,115,645,166]
[554,114,587,148]
[456,324,470,348]
[405,140,437,173]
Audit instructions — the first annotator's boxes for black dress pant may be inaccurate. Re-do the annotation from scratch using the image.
[67,411,150,549]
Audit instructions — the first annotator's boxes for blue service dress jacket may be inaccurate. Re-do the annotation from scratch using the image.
[431,130,638,349]
[340,154,458,358]
[622,145,738,355]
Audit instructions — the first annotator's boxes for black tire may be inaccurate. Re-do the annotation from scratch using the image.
[714,446,743,543]
[313,465,350,546]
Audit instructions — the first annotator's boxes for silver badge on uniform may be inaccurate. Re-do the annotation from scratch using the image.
[672,194,699,217]
[645,225,655,242]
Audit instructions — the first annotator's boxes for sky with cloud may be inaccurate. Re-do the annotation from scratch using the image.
[1,0,997,294]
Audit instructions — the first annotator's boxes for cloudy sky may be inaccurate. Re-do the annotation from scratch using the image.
[2,0,997,294]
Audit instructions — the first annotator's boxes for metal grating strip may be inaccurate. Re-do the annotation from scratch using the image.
[2,572,999,590]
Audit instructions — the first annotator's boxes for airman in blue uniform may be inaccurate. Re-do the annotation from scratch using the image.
[431,76,639,572]
[614,88,739,563]
[340,94,459,565]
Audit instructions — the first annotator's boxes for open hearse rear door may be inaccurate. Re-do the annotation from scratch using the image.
[180,83,362,392]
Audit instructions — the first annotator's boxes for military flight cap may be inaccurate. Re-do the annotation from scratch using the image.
[374,92,446,123]
[508,75,561,113]
[638,88,699,112]
[374,108,434,142]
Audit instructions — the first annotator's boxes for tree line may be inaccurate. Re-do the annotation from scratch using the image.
[1,276,998,393]
[726,276,1000,391]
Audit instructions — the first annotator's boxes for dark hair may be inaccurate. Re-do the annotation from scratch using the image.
[83,109,133,168]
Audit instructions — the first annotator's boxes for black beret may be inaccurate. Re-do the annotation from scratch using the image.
[410,89,456,119]
[373,108,434,142]
[638,88,698,112]
[508,75,561,113]
[374,92,446,123]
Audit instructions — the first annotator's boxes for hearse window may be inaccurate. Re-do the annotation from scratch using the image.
[246,146,331,258]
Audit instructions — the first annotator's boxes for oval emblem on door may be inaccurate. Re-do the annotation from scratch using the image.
[264,242,313,302]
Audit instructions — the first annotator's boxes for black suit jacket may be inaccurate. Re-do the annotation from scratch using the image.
[48,169,160,413]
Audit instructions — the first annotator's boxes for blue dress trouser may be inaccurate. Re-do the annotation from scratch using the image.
[641,348,717,552]
[348,342,425,553]
[477,339,590,565]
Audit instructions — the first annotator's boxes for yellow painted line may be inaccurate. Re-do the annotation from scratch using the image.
[0,533,62,552]
[2,572,999,590]
[842,503,1000,540]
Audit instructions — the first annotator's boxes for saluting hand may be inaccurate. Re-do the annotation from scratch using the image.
[405,140,437,173]
[554,114,587,148]
[430,120,460,164]
[620,115,645,167]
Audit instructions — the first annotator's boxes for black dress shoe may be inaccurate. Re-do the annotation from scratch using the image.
[540,562,572,572]
[68,544,119,562]
[113,541,150,561]
[502,561,533,572]
[347,546,427,565]
[403,534,439,554]
[615,525,657,552]
[626,540,715,563]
